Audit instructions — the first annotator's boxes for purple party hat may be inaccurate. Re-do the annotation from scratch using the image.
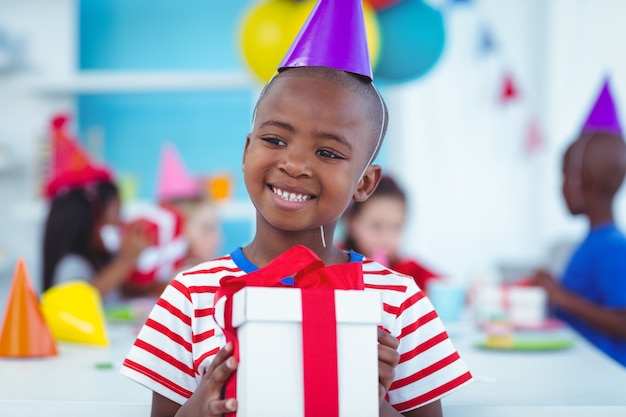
[278,0,373,80]
[581,78,623,136]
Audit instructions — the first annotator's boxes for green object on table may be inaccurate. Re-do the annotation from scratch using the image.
[476,338,575,351]
[94,362,114,370]
[104,306,135,322]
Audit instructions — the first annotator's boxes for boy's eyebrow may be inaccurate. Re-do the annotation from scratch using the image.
[259,120,352,150]
[313,130,352,150]
[260,120,295,132]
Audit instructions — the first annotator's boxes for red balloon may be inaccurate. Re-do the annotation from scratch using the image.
[365,0,402,11]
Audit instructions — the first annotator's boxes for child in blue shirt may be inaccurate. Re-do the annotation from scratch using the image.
[533,80,626,367]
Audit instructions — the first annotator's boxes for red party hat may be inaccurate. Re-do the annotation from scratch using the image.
[44,114,113,198]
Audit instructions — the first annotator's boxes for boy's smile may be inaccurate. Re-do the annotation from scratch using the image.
[243,72,377,239]
[270,184,315,206]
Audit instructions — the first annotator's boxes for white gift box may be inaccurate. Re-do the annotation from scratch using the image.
[217,286,382,417]
[508,286,547,326]
[472,284,547,326]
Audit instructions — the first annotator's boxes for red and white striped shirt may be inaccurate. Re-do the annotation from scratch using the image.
[121,249,472,413]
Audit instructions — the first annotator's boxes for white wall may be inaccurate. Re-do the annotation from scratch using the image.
[388,0,626,282]
[0,0,76,289]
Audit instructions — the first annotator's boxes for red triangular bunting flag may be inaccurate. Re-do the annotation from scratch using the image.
[500,73,519,103]
[524,119,543,155]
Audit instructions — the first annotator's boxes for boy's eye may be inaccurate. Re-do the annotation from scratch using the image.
[317,149,344,159]
[261,136,286,147]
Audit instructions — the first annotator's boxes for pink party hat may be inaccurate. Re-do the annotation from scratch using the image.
[581,78,623,136]
[279,0,373,80]
[156,143,201,202]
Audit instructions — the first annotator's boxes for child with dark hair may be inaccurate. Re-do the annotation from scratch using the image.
[42,180,150,298]
[342,175,441,292]
[41,115,151,299]
[532,79,626,367]
[121,1,472,416]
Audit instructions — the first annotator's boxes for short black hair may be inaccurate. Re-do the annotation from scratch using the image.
[255,66,389,163]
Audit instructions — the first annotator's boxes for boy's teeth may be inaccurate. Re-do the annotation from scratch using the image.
[272,187,310,202]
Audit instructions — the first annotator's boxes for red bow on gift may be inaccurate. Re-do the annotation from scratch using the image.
[214,245,365,417]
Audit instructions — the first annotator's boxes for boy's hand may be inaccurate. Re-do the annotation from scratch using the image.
[377,328,400,402]
[176,342,238,417]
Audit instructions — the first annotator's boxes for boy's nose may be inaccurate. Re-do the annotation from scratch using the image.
[277,149,313,178]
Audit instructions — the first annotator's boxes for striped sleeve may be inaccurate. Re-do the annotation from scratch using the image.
[364,260,473,413]
[120,273,201,405]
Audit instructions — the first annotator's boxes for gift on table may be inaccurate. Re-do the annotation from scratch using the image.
[213,245,382,417]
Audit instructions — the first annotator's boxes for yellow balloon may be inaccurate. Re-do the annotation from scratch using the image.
[239,0,303,83]
[364,2,382,68]
[41,281,109,347]
[239,0,381,83]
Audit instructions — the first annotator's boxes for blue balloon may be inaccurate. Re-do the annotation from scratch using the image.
[374,0,446,83]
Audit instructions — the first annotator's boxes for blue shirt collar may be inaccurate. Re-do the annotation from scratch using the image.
[230,247,364,274]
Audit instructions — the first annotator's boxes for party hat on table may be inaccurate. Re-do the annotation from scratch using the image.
[279,0,373,80]
[41,281,109,347]
[0,259,58,357]
[156,142,202,203]
[44,114,114,198]
[581,78,623,136]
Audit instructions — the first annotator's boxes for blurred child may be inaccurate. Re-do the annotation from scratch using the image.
[532,79,626,367]
[155,142,222,269]
[179,199,221,269]
[42,115,151,301]
[121,1,472,416]
[342,174,441,292]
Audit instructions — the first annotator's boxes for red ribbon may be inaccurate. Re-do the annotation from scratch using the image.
[301,288,339,416]
[213,245,364,417]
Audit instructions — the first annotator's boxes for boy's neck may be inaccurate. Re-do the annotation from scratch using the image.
[243,225,349,268]
[585,197,614,228]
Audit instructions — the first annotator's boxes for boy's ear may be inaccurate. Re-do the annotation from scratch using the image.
[242,135,252,167]
[353,165,382,202]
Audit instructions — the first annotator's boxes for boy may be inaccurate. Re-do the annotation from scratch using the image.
[121,1,472,415]
[533,79,626,367]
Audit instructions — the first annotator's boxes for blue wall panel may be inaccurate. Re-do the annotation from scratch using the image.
[79,0,249,70]
[78,91,252,201]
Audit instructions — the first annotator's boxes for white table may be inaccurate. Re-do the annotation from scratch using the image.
[441,321,626,417]
[2,317,626,416]
[0,322,151,417]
